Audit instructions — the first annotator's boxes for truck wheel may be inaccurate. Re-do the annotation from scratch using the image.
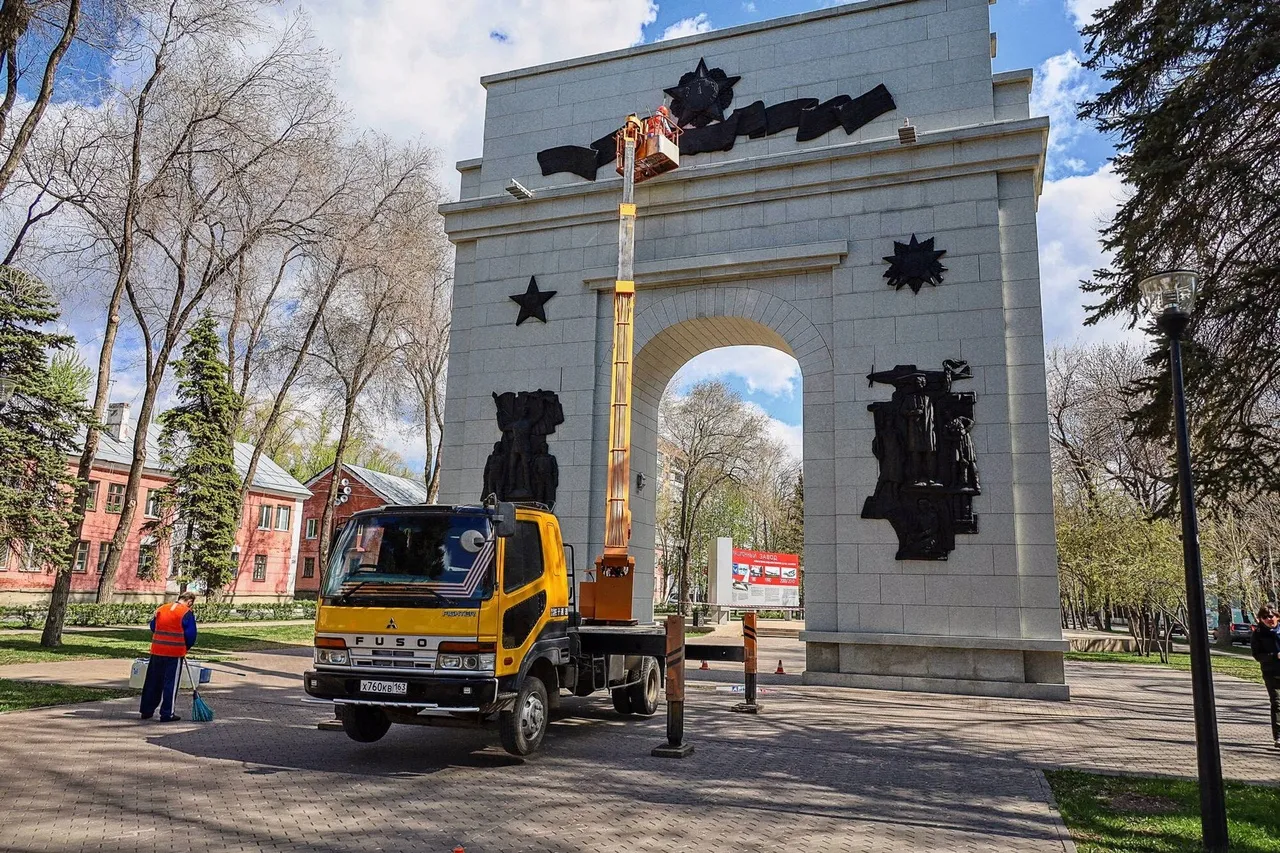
[611,685,634,715]
[341,705,391,743]
[500,676,549,756]
[627,657,661,716]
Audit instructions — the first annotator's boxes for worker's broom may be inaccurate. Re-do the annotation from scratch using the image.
[185,659,215,722]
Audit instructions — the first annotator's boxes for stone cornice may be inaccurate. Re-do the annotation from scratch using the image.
[479,0,921,87]
[582,241,849,291]
[442,117,1049,244]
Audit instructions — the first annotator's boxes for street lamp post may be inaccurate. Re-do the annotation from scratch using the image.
[1140,269,1229,852]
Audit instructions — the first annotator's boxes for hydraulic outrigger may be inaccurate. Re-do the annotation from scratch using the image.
[580,108,681,623]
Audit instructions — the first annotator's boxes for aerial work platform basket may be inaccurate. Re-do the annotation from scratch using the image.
[617,107,681,184]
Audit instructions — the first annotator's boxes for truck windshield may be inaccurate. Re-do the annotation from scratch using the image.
[321,513,495,607]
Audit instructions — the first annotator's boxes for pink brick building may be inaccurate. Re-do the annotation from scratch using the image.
[294,463,429,596]
[0,403,311,604]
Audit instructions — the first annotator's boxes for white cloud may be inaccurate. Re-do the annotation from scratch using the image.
[672,346,800,397]
[1037,163,1144,347]
[1030,50,1095,179]
[297,0,658,195]
[751,406,803,461]
[1065,0,1108,29]
[659,13,713,41]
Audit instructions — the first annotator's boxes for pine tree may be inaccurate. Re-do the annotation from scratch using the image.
[0,266,89,576]
[154,315,243,596]
[1078,1,1280,509]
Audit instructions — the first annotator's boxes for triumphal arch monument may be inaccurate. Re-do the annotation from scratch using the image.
[439,0,1069,700]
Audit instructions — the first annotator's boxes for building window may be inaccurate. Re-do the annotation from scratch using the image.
[0,540,9,571]
[144,489,161,518]
[275,505,291,531]
[97,544,109,574]
[18,542,39,572]
[106,483,126,514]
[85,480,100,512]
[137,545,156,579]
[253,554,267,582]
[305,518,318,539]
[302,556,315,578]
[258,505,272,530]
[72,541,90,573]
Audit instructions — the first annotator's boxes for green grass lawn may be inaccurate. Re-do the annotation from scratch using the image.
[1065,650,1264,684]
[0,624,315,666]
[0,679,138,713]
[1047,769,1280,853]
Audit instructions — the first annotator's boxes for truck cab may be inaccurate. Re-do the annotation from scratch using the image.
[304,503,661,755]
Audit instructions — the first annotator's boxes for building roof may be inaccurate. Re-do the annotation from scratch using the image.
[78,429,311,499]
[342,463,430,506]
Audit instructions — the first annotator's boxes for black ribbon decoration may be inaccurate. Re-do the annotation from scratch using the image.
[536,84,896,181]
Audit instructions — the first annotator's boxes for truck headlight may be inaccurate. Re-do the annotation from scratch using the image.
[436,642,496,672]
[315,648,349,665]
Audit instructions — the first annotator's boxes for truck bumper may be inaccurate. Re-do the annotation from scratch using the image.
[304,669,503,712]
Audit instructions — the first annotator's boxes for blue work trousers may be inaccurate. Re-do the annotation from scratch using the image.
[140,655,183,721]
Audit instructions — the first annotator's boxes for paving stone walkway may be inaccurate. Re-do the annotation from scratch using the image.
[1,639,1275,853]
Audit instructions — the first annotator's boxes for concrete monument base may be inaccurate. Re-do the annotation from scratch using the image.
[801,631,1070,701]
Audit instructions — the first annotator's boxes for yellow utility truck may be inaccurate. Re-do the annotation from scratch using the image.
[304,502,665,755]
[306,110,688,756]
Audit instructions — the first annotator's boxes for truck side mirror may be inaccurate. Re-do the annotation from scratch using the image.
[494,502,517,538]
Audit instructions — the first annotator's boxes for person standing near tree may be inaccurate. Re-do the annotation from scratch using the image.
[140,591,198,722]
[1249,603,1280,748]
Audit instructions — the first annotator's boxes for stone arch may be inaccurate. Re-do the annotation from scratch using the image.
[623,285,834,613]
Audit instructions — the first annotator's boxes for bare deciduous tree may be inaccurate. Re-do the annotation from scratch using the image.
[658,380,769,615]
[233,136,442,518]
[93,7,344,601]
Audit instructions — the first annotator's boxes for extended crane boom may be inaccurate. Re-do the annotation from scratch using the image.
[582,109,680,623]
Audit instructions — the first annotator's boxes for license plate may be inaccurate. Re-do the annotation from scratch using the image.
[359,680,407,696]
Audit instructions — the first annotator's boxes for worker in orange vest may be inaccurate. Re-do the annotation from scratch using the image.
[140,591,198,722]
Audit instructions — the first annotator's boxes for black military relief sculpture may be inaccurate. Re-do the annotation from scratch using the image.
[861,361,980,560]
[482,390,564,509]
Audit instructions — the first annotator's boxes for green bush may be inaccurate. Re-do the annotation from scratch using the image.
[0,600,317,628]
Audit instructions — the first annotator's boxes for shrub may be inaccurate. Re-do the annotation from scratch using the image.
[0,600,317,627]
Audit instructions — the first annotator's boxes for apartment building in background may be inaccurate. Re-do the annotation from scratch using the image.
[293,463,430,596]
[0,402,311,604]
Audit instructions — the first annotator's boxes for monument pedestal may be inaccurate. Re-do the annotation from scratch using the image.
[801,631,1070,701]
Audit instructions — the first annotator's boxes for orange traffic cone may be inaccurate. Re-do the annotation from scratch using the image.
[775,659,786,675]
[700,659,709,671]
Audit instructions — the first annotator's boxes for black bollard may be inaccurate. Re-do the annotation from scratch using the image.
[733,611,760,714]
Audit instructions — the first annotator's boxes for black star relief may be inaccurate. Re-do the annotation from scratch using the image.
[509,276,556,325]
[663,58,741,128]
[883,235,947,295]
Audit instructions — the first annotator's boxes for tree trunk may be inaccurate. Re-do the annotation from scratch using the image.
[1216,602,1233,648]
[97,365,165,602]
[317,389,358,573]
[425,429,443,503]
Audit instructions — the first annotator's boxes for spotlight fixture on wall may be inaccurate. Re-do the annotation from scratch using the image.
[506,179,534,200]
[897,119,917,145]
[635,472,647,493]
